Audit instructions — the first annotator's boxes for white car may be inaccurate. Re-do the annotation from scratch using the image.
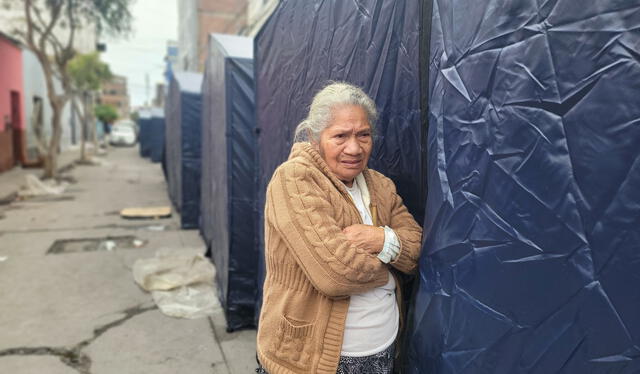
[110,125,137,146]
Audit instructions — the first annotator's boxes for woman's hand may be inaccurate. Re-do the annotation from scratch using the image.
[343,224,385,255]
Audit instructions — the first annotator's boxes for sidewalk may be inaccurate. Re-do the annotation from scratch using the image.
[0,146,257,373]
[0,147,79,202]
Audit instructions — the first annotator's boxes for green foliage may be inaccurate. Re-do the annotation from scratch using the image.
[90,0,134,36]
[95,104,118,124]
[68,52,112,91]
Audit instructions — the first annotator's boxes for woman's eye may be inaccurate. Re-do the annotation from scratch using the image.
[335,134,346,139]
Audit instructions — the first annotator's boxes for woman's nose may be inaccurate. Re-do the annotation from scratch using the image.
[343,136,362,155]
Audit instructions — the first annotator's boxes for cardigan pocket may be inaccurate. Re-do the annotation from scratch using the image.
[270,314,314,370]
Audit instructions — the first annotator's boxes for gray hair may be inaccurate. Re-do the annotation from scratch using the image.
[293,82,377,142]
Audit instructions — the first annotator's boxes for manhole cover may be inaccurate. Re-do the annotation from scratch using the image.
[47,236,147,254]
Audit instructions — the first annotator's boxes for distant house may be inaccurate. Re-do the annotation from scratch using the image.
[97,75,130,119]
[0,32,26,173]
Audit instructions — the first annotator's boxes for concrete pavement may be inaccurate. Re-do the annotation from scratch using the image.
[0,146,257,374]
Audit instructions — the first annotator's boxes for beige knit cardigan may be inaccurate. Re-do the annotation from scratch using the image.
[257,143,423,374]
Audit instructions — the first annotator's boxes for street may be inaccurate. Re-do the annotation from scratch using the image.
[0,147,256,374]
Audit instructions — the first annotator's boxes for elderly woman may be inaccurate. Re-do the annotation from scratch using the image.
[256,82,422,374]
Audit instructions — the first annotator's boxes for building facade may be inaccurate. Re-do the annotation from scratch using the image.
[98,75,130,119]
[0,0,95,169]
[0,33,26,172]
[246,0,279,36]
[22,48,81,163]
[177,0,249,72]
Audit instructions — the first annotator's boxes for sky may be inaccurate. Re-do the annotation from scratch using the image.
[101,0,178,109]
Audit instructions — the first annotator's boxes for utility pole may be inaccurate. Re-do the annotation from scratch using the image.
[145,73,150,106]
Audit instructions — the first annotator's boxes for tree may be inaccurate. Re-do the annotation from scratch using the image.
[67,52,112,161]
[95,104,118,125]
[20,0,132,178]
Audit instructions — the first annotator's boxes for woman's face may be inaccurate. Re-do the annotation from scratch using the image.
[316,105,373,186]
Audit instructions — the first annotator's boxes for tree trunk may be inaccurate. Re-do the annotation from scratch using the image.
[77,94,88,162]
[89,93,98,154]
[42,101,64,179]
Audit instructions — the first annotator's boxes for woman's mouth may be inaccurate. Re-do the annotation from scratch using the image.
[341,160,362,167]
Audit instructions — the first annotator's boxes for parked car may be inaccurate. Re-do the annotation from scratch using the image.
[114,119,138,136]
[110,124,137,146]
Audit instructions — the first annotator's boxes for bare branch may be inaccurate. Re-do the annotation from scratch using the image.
[65,0,77,53]
[38,0,64,52]
[24,0,35,47]
[31,5,50,34]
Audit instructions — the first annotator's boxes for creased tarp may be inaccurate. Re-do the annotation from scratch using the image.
[201,33,258,331]
[254,0,423,324]
[165,71,203,229]
[407,1,640,373]
[137,109,152,158]
[149,107,165,163]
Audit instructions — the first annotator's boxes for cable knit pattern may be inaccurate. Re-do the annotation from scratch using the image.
[257,143,422,374]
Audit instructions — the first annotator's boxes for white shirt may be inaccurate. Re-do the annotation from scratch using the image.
[341,176,399,357]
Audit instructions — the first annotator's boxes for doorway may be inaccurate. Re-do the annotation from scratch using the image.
[10,90,23,165]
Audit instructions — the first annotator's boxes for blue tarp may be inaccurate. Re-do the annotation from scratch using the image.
[407,1,640,373]
[165,71,203,229]
[137,109,152,158]
[201,33,258,331]
[254,0,424,324]
[149,107,165,163]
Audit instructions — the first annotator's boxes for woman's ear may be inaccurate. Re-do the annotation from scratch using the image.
[309,130,319,148]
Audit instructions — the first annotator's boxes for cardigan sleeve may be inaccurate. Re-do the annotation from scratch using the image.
[266,162,389,298]
[379,176,423,275]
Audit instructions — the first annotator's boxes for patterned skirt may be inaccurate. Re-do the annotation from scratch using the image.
[256,345,395,373]
[337,344,395,374]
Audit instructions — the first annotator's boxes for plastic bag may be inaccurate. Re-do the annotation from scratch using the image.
[133,250,220,319]
[18,174,68,197]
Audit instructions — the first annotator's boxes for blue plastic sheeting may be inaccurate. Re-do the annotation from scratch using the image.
[200,33,258,331]
[165,72,203,229]
[137,109,152,158]
[407,1,640,373]
[148,107,165,163]
[254,0,423,323]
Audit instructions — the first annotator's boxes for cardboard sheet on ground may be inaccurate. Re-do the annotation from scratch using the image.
[120,206,171,219]
[133,250,220,319]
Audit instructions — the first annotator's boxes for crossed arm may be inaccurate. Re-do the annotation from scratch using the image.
[267,164,422,298]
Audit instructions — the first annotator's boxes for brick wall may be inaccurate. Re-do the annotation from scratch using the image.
[196,0,248,71]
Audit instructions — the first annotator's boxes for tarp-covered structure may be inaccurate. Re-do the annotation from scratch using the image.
[149,107,165,163]
[407,1,640,373]
[165,71,203,229]
[254,0,424,323]
[200,33,258,331]
[137,109,152,158]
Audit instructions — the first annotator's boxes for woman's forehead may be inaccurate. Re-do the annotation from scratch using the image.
[324,121,371,133]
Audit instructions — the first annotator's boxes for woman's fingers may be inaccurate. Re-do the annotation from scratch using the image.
[343,224,384,254]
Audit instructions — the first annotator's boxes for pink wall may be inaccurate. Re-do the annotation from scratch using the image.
[0,36,25,132]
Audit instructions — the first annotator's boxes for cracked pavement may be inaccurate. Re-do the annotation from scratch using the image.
[0,147,256,373]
